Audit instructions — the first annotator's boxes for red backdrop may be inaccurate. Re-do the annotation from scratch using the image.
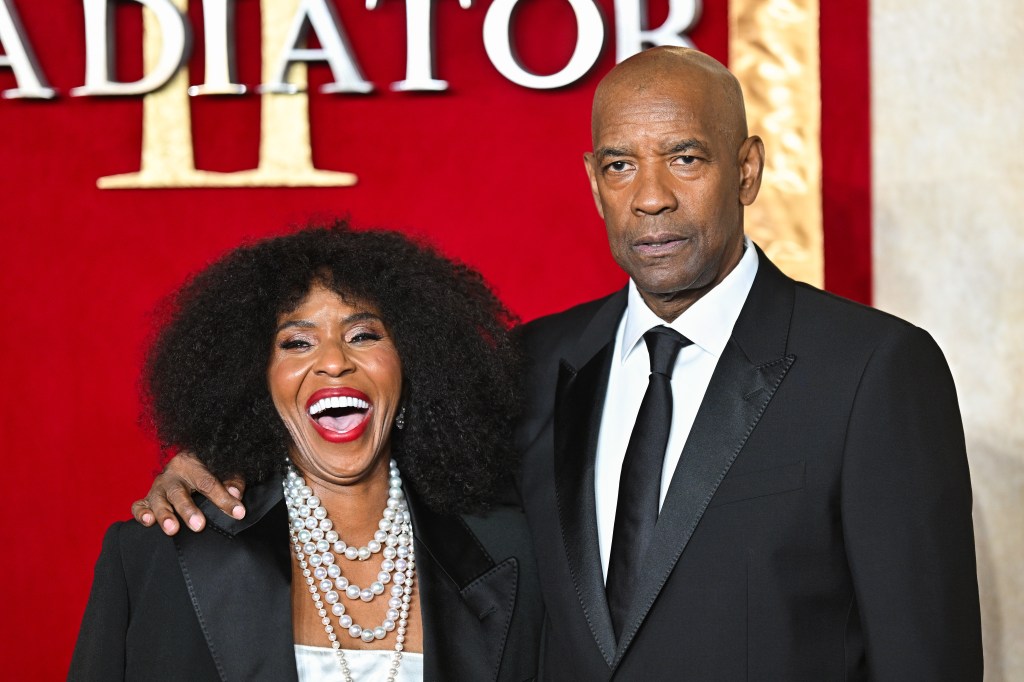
[0,1,868,676]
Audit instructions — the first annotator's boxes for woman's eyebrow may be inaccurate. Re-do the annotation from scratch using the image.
[274,312,382,333]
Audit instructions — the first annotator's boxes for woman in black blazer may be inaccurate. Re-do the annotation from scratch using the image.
[70,223,542,682]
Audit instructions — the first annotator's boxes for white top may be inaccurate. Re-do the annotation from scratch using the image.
[294,644,424,681]
[594,239,759,580]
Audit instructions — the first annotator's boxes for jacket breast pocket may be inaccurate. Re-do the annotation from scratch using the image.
[707,461,805,509]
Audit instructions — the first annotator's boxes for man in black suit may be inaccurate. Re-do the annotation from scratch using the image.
[135,47,983,679]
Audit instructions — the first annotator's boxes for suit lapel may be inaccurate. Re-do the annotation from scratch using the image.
[612,250,798,662]
[409,490,517,682]
[553,289,627,667]
[176,478,298,682]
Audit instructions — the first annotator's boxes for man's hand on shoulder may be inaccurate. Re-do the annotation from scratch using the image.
[131,452,246,535]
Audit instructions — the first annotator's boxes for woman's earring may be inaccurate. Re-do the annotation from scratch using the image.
[395,406,406,430]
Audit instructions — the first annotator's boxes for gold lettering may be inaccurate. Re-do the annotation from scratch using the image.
[729,0,823,286]
[100,0,356,189]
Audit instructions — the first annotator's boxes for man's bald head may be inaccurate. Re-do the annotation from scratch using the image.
[592,47,749,149]
[583,46,764,321]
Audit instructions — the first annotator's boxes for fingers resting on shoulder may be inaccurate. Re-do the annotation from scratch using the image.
[131,451,246,536]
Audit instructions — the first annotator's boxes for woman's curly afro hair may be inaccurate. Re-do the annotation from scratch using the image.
[143,221,521,515]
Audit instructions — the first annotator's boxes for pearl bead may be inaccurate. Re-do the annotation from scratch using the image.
[386,609,400,621]
[308,554,322,567]
[383,620,395,631]
[374,627,387,640]
[374,530,388,543]
[361,629,376,643]
[313,506,327,520]
[325,591,339,605]
[357,547,371,561]
[368,540,382,553]
[391,585,403,597]
[384,547,397,559]
[306,496,320,508]
[331,603,345,616]
[326,530,339,543]
[339,615,352,628]
[344,547,359,561]
[349,625,362,638]
[298,529,311,543]
[395,559,407,571]
[322,552,335,565]
[319,519,332,531]
[360,589,374,602]
[378,572,391,584]
[304,517,317,530]
[319,579,332,591]
[346,585,361,600]
[311,529,324,540]
[334,541,346,553]
[314,566,327,580]
[335,577,349,589]
[388,597,402,609]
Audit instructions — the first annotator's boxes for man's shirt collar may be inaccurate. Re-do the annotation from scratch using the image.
[622,237,759,362]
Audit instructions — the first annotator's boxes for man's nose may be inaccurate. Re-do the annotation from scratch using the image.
[631,164,679,215]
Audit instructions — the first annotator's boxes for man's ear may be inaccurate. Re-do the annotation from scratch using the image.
[737,136,765,206]
[583,152,605,219]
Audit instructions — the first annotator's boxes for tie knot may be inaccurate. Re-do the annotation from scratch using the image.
[643,326,690,377]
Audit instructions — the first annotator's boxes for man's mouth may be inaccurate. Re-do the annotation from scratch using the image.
[633,234,688,256]
[305,388,372,443]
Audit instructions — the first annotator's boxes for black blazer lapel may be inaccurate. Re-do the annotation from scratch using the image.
[175,478,298,682]
[553,289,627,667]
[409,491,517,682]
[612,250,798,661]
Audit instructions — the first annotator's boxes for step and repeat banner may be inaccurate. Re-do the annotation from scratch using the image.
[0,0,868,675]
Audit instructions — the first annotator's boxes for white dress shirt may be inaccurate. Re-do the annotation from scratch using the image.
[594,239,759,580]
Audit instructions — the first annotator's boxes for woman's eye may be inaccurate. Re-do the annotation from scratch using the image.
[350,331,383,344]
[280,339,311,350]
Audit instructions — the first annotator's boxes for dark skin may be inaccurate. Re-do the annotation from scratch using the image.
[132,47,764,534]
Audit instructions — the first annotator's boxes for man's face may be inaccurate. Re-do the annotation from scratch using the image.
[585,74,762,315]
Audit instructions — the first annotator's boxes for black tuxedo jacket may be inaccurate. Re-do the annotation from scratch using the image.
[69,477,542,681]
[516,249,982,680]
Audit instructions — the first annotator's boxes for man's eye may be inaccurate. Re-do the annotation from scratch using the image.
[676,155,698,165]
[607,161,630,172]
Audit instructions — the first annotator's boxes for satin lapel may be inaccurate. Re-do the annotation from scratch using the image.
[612,249,798,662]
[176,478,298,682]
[409,492,516,682]
[553,289,627,667]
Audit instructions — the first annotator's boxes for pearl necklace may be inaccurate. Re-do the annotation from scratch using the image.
[284,460,415,682]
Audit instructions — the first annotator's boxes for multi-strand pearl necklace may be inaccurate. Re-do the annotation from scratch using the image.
[284,460,415,682]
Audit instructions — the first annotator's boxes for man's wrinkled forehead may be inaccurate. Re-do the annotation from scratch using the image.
[590,48,747,146]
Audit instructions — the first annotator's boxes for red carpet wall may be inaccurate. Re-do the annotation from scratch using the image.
[0,1,868,676]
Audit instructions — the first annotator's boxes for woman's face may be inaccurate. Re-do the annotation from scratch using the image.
[268,285,403,487]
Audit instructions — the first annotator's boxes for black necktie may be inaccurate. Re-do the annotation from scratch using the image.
[606,326,691,641]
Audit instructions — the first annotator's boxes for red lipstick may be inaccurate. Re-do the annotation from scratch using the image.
[306,387,373,443]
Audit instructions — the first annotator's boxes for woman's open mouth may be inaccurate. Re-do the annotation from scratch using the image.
[306,388,372,443]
